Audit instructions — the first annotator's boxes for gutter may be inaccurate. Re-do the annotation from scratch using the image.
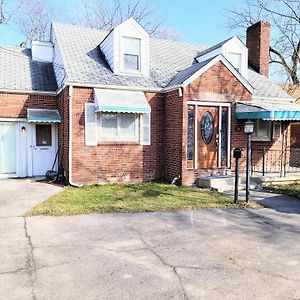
[0,88,57,96]
[68,85,82,187]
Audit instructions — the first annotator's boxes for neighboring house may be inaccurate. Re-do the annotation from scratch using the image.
[1,18,300,185]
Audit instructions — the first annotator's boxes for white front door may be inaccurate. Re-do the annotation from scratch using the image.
[31,124,57,176]
[0,123,17,175]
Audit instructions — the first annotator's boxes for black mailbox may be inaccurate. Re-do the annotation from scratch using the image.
[233,148,243,159]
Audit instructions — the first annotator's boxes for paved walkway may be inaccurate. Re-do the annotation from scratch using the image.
[0,180,299,299]
[225,189,300,214]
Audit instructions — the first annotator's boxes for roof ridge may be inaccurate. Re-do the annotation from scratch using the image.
[52,21,208,49]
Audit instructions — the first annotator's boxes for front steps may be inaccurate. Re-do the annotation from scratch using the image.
[196,175,259,192]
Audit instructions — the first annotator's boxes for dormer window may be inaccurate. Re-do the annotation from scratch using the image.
[227,52,242,73]
[99,18,150,77]
[123,37,141,71]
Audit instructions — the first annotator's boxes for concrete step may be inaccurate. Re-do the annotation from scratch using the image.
[196,175,260,192]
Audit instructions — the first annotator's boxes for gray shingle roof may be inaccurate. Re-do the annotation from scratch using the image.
[247,68,292,99]
[53,22,291,100]
[0,45,57,92]
[167,58,215,87]
[52,22,206,89]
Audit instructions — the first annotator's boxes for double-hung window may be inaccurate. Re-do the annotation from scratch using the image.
[252,119,271,141]
[98,112,139,142]
[123,37,141,71]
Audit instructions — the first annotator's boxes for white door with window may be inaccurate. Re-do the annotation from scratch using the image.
[0,123,17,175]
[31,124,57,176]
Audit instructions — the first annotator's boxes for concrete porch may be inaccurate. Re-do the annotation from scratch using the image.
[196,175,259,192]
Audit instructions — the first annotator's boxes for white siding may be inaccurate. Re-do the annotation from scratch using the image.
[51,30,67,88]
[196,36,248,80]
[99,18,150,77]
[100,31,115,71]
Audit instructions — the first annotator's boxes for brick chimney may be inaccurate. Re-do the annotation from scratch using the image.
[246,21,271,77]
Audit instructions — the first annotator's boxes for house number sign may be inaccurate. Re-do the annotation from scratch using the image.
[201,112,214,144]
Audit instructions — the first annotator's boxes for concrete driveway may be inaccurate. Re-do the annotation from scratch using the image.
[0,180,300,299]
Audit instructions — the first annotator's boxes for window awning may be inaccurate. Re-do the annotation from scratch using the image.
[236,101,300,121]
[27,109,61,123]
[94,88,151,113]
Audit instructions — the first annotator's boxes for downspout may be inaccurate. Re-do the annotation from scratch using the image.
[68,85,82,187]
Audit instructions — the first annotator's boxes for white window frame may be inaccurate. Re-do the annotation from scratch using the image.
[252,119,272,141]
[98,112,139,142]
[273,121,282,139]
[121,36,141,74]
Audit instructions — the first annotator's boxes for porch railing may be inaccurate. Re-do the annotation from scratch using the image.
[251,147,300,177]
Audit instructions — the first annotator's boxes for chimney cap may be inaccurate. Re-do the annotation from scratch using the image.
[246,21,271,32]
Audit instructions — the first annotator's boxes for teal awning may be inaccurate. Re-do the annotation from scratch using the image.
[27,109,61,123]
[94,88,151,114]
[236,101,300,121]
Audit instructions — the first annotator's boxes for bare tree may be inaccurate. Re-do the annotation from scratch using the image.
[228,0,300,84]
[75,0,180,40]
[0,0,22,24]
[14,0,55,46]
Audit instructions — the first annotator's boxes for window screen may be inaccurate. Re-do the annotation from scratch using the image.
[36,124,52,146]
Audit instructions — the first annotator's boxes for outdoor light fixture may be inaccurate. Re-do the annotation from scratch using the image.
[244,120,254,134]
[21,126,26,133]
[244,120,254,203]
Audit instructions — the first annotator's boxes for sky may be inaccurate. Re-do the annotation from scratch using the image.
[0,0,243,47]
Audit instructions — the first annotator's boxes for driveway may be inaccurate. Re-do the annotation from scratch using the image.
[0,181,300,299]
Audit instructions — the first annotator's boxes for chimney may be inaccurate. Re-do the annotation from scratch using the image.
[246,21,271,77]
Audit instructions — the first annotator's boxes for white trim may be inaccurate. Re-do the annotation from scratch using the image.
[187,100,231,107]
[182,55,253,93]
[0,88,57,96]
[0,118,27,122]
[218,107,222,168]
[194,105,198,169]
[227,106,231,168]
[65,81,160,93]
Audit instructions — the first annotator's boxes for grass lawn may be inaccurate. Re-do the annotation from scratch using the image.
[26,183,260,216]
[265,183,300,199]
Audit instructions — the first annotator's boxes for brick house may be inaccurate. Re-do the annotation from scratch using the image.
[1,18,300,185]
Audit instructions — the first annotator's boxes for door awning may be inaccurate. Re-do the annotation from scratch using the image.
[94,88,151,113]
[27,109,61,123]
[236,101,300,121]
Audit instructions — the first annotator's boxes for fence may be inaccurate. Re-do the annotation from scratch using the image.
[251,147,300,177]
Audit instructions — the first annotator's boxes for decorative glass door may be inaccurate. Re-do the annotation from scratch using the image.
[197,107,219,168]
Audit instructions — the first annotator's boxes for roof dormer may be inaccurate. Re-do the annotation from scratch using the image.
[196,36,248,80]
[100,18,150,77]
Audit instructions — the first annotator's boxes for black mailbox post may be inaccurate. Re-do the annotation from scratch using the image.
[233,148,243,203]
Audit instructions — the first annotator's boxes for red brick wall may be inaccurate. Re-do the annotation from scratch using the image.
[0,92,57,118]
[70,87,163,185]
[163,90,183,183]
[57,87,69,180]
[181,61,252,185]
[246,21,271,77]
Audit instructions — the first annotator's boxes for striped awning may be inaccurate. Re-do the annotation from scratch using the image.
[236,101,300,121]
[94,88,151,113]
[27,109,61,123]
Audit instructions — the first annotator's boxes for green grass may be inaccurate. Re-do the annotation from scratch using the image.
[265,183,300,199]
[26,183,260,216]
